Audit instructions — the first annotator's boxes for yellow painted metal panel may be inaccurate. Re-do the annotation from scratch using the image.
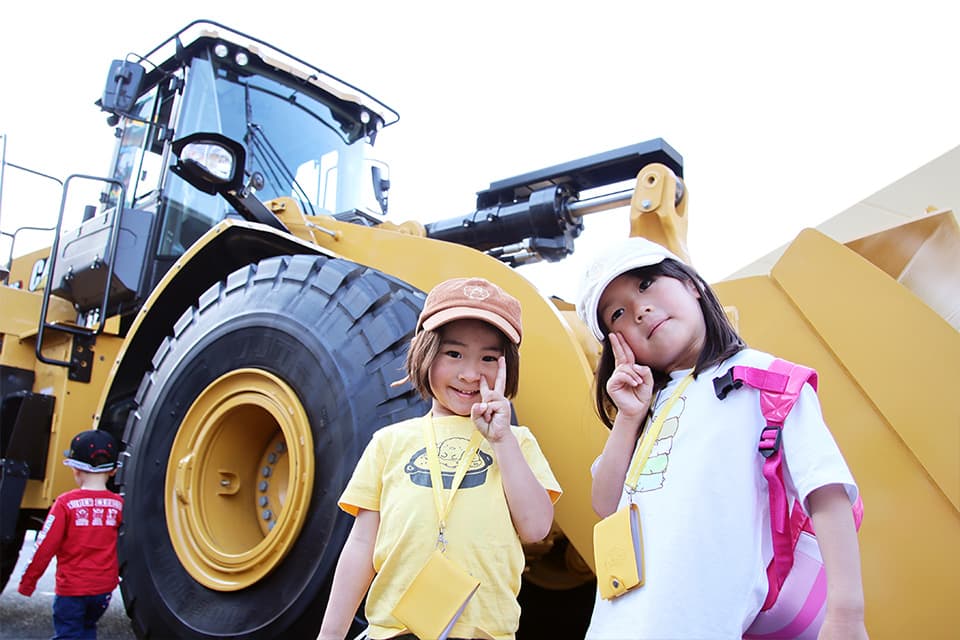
[773,228,959,511]
[5,246,51,289]
[0,287,75,338]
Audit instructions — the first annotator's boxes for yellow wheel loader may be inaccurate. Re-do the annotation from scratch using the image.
[0,19,956,639]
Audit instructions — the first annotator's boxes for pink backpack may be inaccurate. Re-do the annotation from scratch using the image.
[713,358,864,640]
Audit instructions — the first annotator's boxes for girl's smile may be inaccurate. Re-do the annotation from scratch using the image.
[646,318,667,339]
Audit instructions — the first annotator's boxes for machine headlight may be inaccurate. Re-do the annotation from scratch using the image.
[180,142,235,182]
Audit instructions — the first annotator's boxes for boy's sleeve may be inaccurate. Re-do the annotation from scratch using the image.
[515,426,563,504]
[18,498,67,596]
[337,431,387,516]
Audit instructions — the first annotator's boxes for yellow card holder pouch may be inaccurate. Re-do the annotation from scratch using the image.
[392,417,484,639]
[392,549,480,640]
[593,374,693,601]
[594,502,644,599]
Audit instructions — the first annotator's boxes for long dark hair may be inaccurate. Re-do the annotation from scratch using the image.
[593,259,745,428]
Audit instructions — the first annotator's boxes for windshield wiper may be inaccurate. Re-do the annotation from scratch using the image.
[242,85,316,217]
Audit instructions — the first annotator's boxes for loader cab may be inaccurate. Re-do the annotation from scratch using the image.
[57,20,398,325]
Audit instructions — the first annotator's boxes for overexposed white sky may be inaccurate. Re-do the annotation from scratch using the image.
[1,1,957,300]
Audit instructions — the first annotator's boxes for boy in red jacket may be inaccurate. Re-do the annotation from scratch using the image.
[18,429,124,639]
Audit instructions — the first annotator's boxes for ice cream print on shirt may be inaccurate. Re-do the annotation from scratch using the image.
[405,436,494,489]
[635,396,687,493]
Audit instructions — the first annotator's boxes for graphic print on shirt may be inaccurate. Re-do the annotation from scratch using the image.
[404,436,494,488]
[636,396,687,493]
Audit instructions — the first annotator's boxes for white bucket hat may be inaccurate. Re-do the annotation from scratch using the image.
[576,237,683,341]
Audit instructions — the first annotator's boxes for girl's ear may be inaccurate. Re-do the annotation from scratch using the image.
[684,278,701,299]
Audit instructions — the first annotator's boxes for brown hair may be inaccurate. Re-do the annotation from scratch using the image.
[593,259,745,428]
[405,324,521,401]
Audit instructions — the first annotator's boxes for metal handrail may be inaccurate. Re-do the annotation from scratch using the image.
[0,227,57,285]
[0,134,65,284]
[35,174,126,371]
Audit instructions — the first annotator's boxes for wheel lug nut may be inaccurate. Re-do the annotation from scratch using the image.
[268,452,278,464]
[262,466,271,478]
[259,481,268,492]
[259,496,269,507]
[262,510,272,521]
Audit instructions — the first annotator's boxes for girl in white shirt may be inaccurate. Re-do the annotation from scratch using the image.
[576,237,867,640]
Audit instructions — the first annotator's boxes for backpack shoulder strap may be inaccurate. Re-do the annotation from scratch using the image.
[762,358,818,420]
[713,358,818,610]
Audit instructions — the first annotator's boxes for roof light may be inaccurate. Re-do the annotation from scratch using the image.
[235,52,249,66]
[214,43,229,58]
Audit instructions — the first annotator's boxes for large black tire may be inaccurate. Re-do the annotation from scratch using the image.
[117,255,428,639]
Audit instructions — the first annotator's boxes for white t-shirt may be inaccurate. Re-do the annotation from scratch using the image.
[586,349,857,640]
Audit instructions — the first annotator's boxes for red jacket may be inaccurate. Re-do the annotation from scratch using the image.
[18,488,123,597]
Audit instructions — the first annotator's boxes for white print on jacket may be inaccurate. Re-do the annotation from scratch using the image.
[35,513,55,546]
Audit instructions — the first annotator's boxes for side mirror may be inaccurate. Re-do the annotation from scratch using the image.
[100,60,145,117]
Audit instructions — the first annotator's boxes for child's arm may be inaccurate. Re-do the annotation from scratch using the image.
[17,500,67,596]
[807,483,868,640]
[591,412,644,518]
[472,357,553,542]
[317,508,380,640]
[592,333,653,518]
[490,431,554,542]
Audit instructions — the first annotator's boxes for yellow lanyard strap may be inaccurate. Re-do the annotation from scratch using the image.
[624,373,694,492]
[422,415,484,549]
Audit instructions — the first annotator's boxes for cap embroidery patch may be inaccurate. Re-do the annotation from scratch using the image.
[463,285,491,300]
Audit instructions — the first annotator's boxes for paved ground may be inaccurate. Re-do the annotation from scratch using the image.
[0,536,135,640]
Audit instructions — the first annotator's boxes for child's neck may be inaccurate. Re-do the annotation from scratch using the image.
[79,475,110,491]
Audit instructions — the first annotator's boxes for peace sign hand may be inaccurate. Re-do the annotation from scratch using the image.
[606,332,653,421]
[471,356,512,443]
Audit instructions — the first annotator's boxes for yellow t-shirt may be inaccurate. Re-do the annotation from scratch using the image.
[339,414,562,640]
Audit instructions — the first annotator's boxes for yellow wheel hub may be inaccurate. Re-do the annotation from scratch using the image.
[165,368,314,591]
